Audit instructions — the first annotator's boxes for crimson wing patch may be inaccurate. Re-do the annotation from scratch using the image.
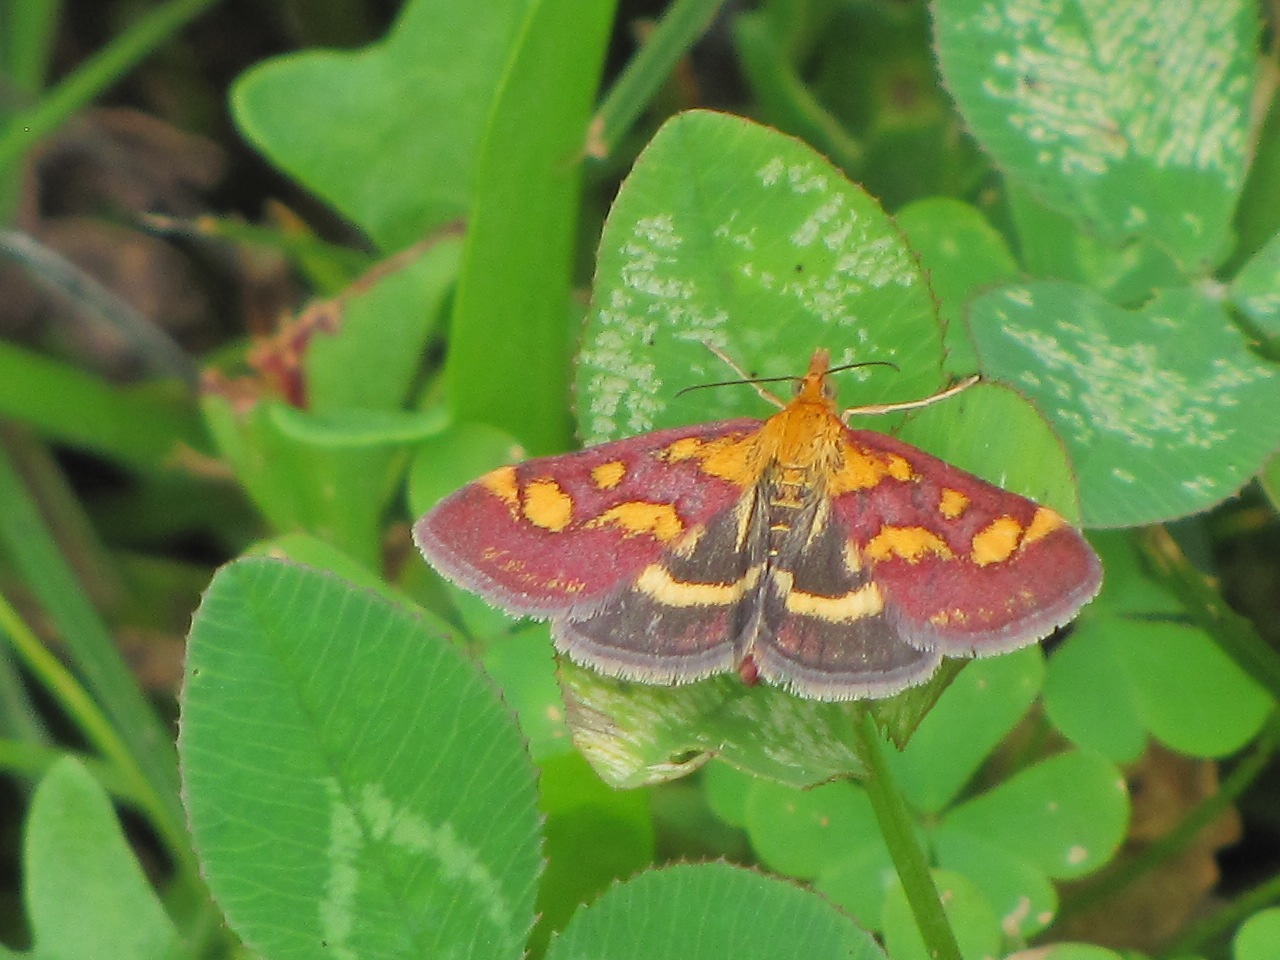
[414,418,760,617]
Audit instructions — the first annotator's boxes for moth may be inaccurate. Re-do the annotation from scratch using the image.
[415,349,1101,701]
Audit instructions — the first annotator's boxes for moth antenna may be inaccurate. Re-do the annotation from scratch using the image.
[675,373,797,399]
[841,374,980,420]
[685,340,788,409]
[826,359,900,377]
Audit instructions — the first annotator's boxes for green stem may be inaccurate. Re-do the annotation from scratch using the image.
[0,736,141,805]
[1053,723,1276,927]
[0,440,190,867]
[0,0,63,94]
[1136,526,1280,701]
[0,594,138,783]
[588,0,727,159]
[1163,871,1280,957]
[854,711,962,960]
[732,12,863,175]
[0,0,220,173]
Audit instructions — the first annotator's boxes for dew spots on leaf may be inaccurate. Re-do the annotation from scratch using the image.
[633,213,683,250]
[993,291,1274,453]
[713,211,758,252]
[1181,475,1219,496]
[958,0,1250,186]
[758,155,785,186]
[1004,286,1035,307]
[1003,895,1033,936]
[579,325,663,441]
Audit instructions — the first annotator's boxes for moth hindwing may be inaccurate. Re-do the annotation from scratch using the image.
[415,349,1101,701]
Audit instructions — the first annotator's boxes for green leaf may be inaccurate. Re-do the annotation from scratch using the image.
[246,532,449,619]
[885,645,1044,814]
[880,868,1001,960]
[446,0,615,456]
[203,394,433,568]
[0,340,206,473]
[25,758,185,960]
[180,558,542,960]
[533,753,655,956]
[930,828,1056,938]
[232,0,535,249]
[1042,622,1147,763]
[267,405,448,447]
[1044,534,1274,759]
[482,623,571,762]
[578,109,944,446]
[560,655,965,789]
[1005,183,1184,306]
[1030,947,1126,960]
[938,750,1128,880]
[1235,908,1280,960]
[701,759,755,826]
[1109,620,1274,758]
[544,862,887,960]
[1230,230,1280,339]
[812,838,897,932]
[893,197,1018,375]
[968,283,1280,527]
[307,237,462,412]
[934,0,1255,267]
[558,660,864,788]
[742,777,876,879]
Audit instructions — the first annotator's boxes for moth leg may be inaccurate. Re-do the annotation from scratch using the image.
[841,374,979,420]
[699,341,788,410]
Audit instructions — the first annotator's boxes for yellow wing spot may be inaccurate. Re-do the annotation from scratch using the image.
[939,488,970,519]
[588,501,684,542]
[886,454,914,481]
[479,466,520,513]
[844,540,863,574]
[659,437,706,462]
[1023,507,1066,545]
[656,430,764,487]
[523,478,574,532]
[971,516,1024,566]
[783,579,884,622]
[635,563,762,607]
[688,435,763,486]
[831,444,918,493]
[930,608,967,627]
[591,460,627,490]
[865,526,952,563]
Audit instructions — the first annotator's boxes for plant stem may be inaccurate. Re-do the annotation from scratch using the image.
[0,440,188,863]
[1053,723,1276,927]
[1136,525,1280,701]
[853,711,962,960]
[1163,870,1280,957]
[0,0,219,173]
[588,0,727,159]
